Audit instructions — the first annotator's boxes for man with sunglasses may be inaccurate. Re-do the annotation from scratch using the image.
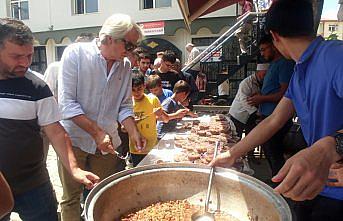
[58,14,146,221]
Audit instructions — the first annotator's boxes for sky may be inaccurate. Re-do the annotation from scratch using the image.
[321,0,340,20]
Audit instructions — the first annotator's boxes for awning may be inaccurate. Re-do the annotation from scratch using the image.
[177,0,239,30]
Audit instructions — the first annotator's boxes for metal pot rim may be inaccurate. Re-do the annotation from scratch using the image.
[84,163,292,221]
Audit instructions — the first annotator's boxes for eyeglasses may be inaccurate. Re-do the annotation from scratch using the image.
[164,62,174,68]
[119,39,137,52]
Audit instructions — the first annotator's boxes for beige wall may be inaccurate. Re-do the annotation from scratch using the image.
[0,0,236,32]
[317,20,343,40]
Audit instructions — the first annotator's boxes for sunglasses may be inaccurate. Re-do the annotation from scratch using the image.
[119,39,137,52]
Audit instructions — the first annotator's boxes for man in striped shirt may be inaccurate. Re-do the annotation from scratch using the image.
[0,18,99,221]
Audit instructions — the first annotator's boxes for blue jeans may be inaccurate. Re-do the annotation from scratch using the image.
[1,182,58,221]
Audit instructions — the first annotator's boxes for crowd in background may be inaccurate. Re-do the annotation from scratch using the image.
[1,1,343,221]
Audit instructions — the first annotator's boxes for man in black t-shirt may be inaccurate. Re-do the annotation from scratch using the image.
[0,18,99,221]
[151,50,180,91]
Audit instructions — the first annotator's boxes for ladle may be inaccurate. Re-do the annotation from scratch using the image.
[191,141,220,221]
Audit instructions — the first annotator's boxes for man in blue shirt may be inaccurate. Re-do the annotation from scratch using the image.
[211,1,342,220]
[248,35,294,177]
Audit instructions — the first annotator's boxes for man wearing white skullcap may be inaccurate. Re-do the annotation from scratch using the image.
[229,63,269,137]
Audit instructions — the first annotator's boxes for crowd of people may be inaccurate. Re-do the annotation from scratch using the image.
[211,1,343,220]
[0,0,342,221]
[0,13,200,221]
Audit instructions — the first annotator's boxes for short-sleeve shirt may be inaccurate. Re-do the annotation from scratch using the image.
[260,58,294,116]
[285,36,343,200]
[148,88,173,104]
[130,94,161,154]
[0,70,60,195]
[157,97,182,139]
[229,74,261,124]
[153,69,180,91]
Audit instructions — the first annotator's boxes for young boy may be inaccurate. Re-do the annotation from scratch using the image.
[157,80,195,139]
[138,52,153,76]
[130,73,169,166]
[146,74,173,104]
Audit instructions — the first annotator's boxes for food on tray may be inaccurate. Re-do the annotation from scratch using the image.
[209,128,220,135]
[174,140,186,148]
[192,120,200,125]
[173,153,188,162]
[170,114,241,166]
[174,135,185,140]
[199,123,210,130]
[195,145,208,154]
[155,159,165,164]
[197,130,207,136]
[187,152,201,161]
[121,199,240,221]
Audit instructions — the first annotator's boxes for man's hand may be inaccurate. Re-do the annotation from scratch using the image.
[122,117,147,152]
[44,122,101,190]
[94,131,115,155]
[272,136,340,201]
[247,93,264,106]
[187,111,198,118]
[208,150,237,168]
[175,109,189,119]
[153,107,163,117]
[132,131,147,152]
[70,115,115,154]
[71,168,100,190]
[327,163,343,187]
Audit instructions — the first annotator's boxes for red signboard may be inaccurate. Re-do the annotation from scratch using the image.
[139,21,165,36]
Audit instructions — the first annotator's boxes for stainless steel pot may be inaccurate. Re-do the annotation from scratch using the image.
[84,163,291,221]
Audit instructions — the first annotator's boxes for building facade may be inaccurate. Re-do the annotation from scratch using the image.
[0,0,239,73]
[317,19,343,40]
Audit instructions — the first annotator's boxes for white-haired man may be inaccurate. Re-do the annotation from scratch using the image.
[58,14,146,221]
[185,43,201,80]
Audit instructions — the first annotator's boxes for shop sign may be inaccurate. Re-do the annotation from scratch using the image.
[139,21,165,36]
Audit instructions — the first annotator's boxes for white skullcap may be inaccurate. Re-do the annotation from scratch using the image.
[256,63,270,71]
[185,43,195,48]
[154,57,162,66]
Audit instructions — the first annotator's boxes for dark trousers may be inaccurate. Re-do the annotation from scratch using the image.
[293,195,343,221]
[261,117,293,177]
[1,182,58,221]
[230,113,258,138]
[231,113,258,158]
[131,153,147,167]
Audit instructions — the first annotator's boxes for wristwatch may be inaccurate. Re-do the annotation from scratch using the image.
[332,132,343,163]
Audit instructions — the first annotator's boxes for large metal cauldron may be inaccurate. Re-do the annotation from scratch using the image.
[84,163,291,221]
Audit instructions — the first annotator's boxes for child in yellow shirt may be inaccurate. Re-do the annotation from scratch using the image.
[130,73,169,166]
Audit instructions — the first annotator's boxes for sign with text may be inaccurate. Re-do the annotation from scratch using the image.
[139,21,165,36]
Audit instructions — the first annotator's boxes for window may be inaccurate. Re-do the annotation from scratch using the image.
[56,46,67,61]
[74,0,98,14]
[30,46,47,74]
[10,0,29,20]
[142,0,171,9]
[328,24,338,32]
